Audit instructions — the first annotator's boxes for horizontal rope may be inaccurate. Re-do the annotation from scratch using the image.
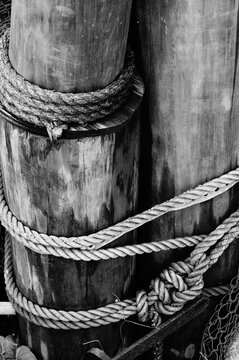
[5,206,238,330]
[0,30,135,139]
[1,167,239,261]
[0,282,230,319]
[202,285,230,297]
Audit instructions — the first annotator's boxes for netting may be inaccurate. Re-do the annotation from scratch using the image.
[200,268,239,359]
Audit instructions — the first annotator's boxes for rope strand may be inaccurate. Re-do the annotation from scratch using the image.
[0,30,135,139]
[1,167,239,259]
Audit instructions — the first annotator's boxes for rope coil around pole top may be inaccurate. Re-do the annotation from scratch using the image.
[0,30,135,139]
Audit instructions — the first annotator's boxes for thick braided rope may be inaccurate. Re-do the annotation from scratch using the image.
[1,168,239,259]
[5,209,238,330]
[0,0,235,334]
[0,30,135,136]
[135,210,239,325]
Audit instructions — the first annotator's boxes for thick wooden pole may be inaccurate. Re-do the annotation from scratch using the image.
[134,0,239,355]
[0,1,141,359]
[9,0,132,92]
[0,84,143,359]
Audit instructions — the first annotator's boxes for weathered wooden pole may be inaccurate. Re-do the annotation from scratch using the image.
[134,0,239,355]
[9,0,132,92]
[0,0,144,359]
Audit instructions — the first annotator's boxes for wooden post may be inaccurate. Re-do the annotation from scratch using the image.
[9,0,132,92]
[0,1,143,359]
[0,88,142,359]
[134,0,239,355]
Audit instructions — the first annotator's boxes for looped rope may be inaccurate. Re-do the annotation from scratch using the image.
[4,203,238,330]
[135,210,239,326]
[1,167,239,260]
[0,30,135,139]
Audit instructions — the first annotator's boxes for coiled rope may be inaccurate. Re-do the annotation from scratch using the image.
[2,165,239,330]
[0,30,135,139]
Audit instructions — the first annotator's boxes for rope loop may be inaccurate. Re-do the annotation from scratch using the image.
[0,0,237,341]
[0,30,135,139]
[1,165,239,329]
[4,199,238,331]
[0,167,239,261]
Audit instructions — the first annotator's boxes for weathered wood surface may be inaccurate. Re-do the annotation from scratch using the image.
[134,0,239,286]
[3,1,141,358]
[0,80,142,359]
[134,0,239,357]
[9,0,132,92]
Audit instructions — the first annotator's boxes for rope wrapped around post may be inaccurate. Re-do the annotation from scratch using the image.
[1,166,239,258]
[0,0,238,334]
[0,30,135,139]
[2,164,239,330]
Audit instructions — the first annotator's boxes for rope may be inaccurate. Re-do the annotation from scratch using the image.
[4,204,238,330]
[0,167,239,260]
[0,0,235,346]
[0,30,135,139]
[1,164,239,330]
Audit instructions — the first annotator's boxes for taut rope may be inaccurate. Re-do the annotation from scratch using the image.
[0,0,237,334]
[2,165,239,330]
[1,166,239,259]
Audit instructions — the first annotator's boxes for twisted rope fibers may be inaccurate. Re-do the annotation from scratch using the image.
[0,3,236,358]
[0,166,239,329]
[0,5,237,330]
[0,30,135,139]
[4,206,239,330]
[1,167,239,259]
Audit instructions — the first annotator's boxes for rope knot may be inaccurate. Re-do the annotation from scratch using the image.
[136,256,205,325]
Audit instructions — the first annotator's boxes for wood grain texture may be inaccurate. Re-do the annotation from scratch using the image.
[135,0,239,283]
[0,85,142,359]
[133,0,239,356]
[9,0,132,92]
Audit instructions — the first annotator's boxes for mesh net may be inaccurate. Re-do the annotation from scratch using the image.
[200,269,239,360]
